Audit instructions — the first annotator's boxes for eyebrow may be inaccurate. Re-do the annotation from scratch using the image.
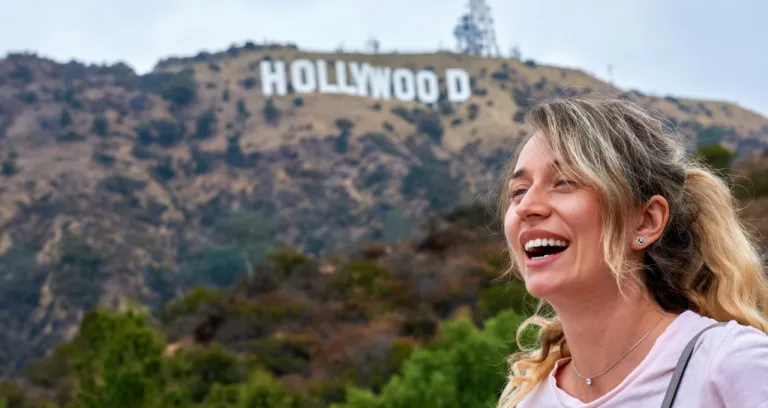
[510,168,527,179]
[510,160,562,180]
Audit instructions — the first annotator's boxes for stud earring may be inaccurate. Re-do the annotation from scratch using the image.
[635,236,646,246]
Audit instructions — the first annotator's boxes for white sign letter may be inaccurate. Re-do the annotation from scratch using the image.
[415,70,439,104]
[392,68,416,102]
[335,60,357,95]
[260,60,287,96]
[290,59,317,93]
[316,59,339,93]
[446,68,471,103]
[349,62,392,100]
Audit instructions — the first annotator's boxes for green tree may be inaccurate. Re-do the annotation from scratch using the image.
[195,110,217,140]
[166,344,246,404]
[61,109,73,127]
[333,310,526,408]
[160,72,197,107]
[696,126,726,147]
[67,308,167,408]
[401,163,462,211]
[184,246,249,287]
[263,99,280,125]
[92,115,109,137]
[695,144,735,174]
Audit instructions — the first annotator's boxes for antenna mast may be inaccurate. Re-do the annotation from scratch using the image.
[454,0,501,58]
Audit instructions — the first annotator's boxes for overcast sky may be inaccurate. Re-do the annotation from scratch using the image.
[2,0,766,116]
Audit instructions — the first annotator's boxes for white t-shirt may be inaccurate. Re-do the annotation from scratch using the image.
[517,310,768,407]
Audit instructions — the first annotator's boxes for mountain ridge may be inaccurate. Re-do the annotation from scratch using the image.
[1,41,767,379]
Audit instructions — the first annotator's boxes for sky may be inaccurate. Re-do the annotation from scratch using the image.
[2,0,766,116]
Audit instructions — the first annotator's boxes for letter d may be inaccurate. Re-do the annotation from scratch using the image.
[446,69,471,103]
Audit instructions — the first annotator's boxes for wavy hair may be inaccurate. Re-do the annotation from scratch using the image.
[495,95,768,407]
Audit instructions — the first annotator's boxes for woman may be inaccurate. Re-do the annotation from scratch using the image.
[496,95,768,407]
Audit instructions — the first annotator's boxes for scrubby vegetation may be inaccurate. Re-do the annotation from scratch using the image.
[1,44,767,408]
[0,202,533,408]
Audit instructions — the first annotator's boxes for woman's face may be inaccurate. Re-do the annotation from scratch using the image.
[503,135,611,301]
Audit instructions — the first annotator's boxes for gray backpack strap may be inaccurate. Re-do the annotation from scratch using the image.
[660,321,728,408]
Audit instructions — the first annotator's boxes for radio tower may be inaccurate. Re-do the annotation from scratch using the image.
[453,0,501,58]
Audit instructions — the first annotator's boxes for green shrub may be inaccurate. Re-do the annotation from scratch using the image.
[0,381,26,408]
[335,118,354,132]
[161,286,229,319]
[415,112,443,143]
[364,132,399,156]
[195,109,217,140]
[51,235,106,309]
[247,336,312,375]
[1,158,18,176]
[491,71,509,81]
[92,115,109,137]
[169,343,246,403]
[160,71,197,107]
[331,260,393,299]
[18,91,37,104]
[265,245,311,277]
[467,103,479,120]
[694,144,734,174]
[60,109,72,127]
[68,308,167,408]
[733,168,768,200]
[136,123,153,145]
[212,211,276,263]
[227,369,301,408]
[332,310,526,408]
[335,132,349,154]
[475,283,530,321]
[263,98,280,124]
[241,76,257,89]
[57,131,85,142]
[391,106,415,124]
[225,133,245,167]
[99,175,146,196]
[152,119,185,147]
[184,246,249,287]
[151,157,176,182]
[696,126,727,147]
[401,163,462,211]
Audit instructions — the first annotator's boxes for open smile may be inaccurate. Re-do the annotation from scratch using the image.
[519,230,571,267]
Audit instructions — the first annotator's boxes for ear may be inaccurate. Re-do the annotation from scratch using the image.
[633,195,670,250]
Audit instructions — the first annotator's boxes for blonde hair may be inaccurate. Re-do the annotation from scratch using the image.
[496,95,768,407]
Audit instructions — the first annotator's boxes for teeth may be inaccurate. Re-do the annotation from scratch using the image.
[524,238,569,252]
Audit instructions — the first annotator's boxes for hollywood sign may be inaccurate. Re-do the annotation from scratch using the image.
[258,59,472,104]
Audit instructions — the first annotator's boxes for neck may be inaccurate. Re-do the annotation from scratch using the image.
[549,278,675,385]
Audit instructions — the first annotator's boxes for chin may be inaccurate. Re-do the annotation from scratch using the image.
[523,273,565,300]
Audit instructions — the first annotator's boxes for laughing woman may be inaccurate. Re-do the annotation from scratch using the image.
[496,96,768,407]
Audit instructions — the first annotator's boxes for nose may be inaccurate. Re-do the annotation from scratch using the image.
[514,185,551,220]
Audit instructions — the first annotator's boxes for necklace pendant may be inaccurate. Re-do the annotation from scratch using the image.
[586,378,592,386]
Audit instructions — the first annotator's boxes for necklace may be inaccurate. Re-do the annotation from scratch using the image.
[571,313,665,393]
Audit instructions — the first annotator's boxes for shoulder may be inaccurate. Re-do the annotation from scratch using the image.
[706,319,768,404]
[708,320,768,371]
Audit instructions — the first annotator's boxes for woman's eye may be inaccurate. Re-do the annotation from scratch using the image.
[510,188,527,199]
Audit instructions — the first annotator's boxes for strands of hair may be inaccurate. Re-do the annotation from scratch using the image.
[495,94,768,407]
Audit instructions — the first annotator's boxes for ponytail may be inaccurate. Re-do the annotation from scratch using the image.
[680,165,768,332]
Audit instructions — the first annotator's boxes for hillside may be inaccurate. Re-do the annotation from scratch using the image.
[0,202,531,408]
[1,41,768,378]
